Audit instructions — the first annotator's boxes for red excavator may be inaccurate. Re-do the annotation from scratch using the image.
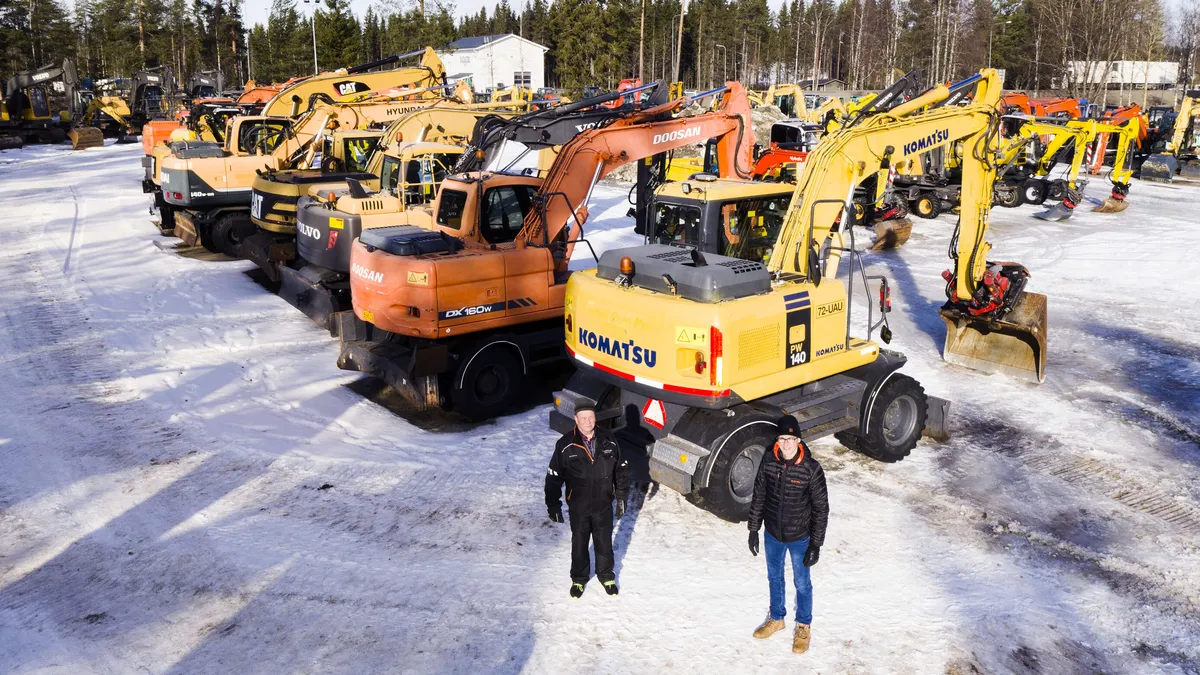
[334,82,754,417]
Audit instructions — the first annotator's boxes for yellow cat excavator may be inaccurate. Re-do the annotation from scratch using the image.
[549,69,1043,521]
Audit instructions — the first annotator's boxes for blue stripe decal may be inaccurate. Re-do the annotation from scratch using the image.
[784,291,810,301]
[786,301,811,310]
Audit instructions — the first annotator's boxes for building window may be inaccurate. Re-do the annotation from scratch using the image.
[514,71,532,87]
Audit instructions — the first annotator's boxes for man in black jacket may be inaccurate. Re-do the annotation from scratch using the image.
[747,414,829,654]
[545,400,630,598]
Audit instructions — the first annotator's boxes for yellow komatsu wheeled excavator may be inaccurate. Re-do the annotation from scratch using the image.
[550,69,1045,521]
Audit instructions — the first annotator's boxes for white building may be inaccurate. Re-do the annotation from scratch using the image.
[437,34,549,91]
[1065,61,1179,89]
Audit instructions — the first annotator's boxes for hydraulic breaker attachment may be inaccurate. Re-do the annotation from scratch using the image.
[1139,153,1177,182]
[68,126,105,150]
[871,217,912,250]
[940,291,1047,383]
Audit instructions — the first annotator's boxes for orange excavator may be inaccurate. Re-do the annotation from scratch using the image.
[335,82,754,417]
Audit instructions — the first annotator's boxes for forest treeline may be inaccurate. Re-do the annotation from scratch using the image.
[2,0,1197,103]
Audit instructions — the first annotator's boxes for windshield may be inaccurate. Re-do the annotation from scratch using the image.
[651,202,702,247]
[436,189,469,229]
[720,196,788,262]
[381,152,460,205]
[237,120,290,154]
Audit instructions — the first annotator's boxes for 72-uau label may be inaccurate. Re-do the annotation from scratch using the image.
[816,300,845,317]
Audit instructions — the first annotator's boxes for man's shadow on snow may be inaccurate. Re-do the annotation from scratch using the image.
[612,404,659,580]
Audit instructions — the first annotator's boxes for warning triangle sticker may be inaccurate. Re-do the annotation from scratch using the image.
[642,398,666,429]
[677,329,690,343]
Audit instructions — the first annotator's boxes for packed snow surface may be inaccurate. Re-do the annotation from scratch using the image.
[2,141,1199,674]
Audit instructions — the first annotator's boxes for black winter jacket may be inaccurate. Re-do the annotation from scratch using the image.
[545,426,629,514]
[747,443,829,546]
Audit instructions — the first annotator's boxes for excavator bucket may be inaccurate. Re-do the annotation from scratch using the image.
[940,291,1047,384]
[1139,153,1177,182]
[69,126,105,150]
[871,217,912,250]
[1092,197,1128,213]
[1033,202,1075,221]
[1178,160,1200,180]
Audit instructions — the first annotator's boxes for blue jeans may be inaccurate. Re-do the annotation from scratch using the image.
[764,532,812,625]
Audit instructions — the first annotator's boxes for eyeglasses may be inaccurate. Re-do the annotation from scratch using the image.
[778,435,799,443]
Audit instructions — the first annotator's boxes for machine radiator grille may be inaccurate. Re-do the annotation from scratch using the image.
[360,199,384,212]
[739,324,780,368]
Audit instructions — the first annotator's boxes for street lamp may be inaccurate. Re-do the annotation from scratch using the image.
[988,19,1012,69]
[714,43,727,86]
[302,0,320,75]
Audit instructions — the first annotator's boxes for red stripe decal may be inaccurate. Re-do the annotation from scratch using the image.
[570,345,731,397]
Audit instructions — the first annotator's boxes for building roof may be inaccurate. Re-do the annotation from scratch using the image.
[446,33,548,53]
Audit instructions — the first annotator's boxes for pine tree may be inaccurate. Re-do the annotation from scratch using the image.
[314,0,359,70]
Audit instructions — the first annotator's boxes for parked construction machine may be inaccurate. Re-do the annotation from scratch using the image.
[1,58,93,147]
[1139,93,1199,182]
[548,70,1046,521]
[332,82,754,418]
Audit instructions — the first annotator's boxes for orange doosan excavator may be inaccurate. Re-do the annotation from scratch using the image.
[334,82,754,417]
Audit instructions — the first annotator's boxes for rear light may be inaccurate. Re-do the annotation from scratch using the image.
[880,279,892,313]
[710,326,723,386]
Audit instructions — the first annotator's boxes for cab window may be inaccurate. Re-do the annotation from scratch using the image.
[436,189,469,229]
[237,121,290,155]
[342,136,375,172]
[721,197,788,263]
[481,185,537,244]
[651,202,702,247]
[29,88,49,118]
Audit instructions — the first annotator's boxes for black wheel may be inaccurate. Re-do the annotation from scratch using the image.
[1021,179,1047,205]
[993,182,1022,208]
[450,344,524,419]
[910,194,941,219]
[1046,180,1066,201]
[852,201,867,225]
[847,374,926,463]
[210,214,255,258]
[688,424,774,522]
[157,204,176,233]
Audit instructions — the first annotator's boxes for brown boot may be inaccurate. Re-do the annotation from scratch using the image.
[753,616,786,639]
[792,623,811,654]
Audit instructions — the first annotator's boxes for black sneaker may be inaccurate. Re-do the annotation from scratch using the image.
[569,583,585,599]
[602,580,619,596]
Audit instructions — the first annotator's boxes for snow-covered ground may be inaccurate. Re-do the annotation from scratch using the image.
[1,141,1199,674]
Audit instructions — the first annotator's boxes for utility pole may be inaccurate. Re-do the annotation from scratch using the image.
[695,11,702,90]
[639,0,645,83]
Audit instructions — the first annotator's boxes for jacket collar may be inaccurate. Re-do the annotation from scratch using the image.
[772,441,806,465]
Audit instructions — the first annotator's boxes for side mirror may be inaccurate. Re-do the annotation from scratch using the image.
[807,241,822,286]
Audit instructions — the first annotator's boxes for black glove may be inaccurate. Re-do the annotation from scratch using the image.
[614,499,625,519]
[748,531,759,556]
[803,544,820,567]
[548,507,564,523]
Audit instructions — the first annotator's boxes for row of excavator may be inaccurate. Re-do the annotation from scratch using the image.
[132,59,1195,521]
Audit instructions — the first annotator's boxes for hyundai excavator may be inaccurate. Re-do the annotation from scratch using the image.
[331,82,753,417]
[547,70,1046,521]
[1140,93,1199,182]
[159,85,452,256]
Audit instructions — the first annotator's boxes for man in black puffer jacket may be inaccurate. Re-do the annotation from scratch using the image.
[545,400,629,599]
[747,414,829,655]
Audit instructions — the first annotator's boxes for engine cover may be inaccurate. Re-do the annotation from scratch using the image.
[596,244,770,303]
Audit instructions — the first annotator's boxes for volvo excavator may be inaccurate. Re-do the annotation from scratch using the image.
[1,58,94,148]
[548,70,1045,521]
[332,82,754,418]
[159,85,452,256]
[245,103,528,322]
[1140,93,1199,182]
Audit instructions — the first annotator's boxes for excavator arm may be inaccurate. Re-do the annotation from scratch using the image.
[515,82,754,254]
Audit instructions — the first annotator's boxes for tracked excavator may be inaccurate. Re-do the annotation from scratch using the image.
[548,70,1047,521]
[1,58,95,148]
[332,82,753,417]
[1139,93,1199,182]
[159,86,452,256]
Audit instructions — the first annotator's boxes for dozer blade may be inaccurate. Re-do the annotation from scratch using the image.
[1092,197,1128,213]
[940,291,1047,384]
[1033,202,1074,221]
[1139,153,1177,182]
[68,126,105,150]
[871,217,912,250]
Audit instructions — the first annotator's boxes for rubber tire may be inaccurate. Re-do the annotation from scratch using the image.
[1046,180,1066,201]
[852,201,867,226]
[157,204,176,233]
[1021,179,1048,206]
[210,214,253,258]
[450,344,524,420]
[689,424,775,522]
[994,183,1022,208]
[851,374,927,463]
[911,194,940,219]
